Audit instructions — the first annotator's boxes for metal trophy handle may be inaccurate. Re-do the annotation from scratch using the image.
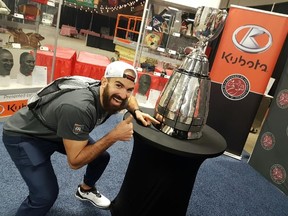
[154,6,227,140]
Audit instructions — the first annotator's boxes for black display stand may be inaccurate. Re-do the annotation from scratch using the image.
[86,35,115,52]
[110,108,227,216]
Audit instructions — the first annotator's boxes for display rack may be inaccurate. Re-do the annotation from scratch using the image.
[0,0,60,120]
[113,14,142,50]
[133,0,199,70]
[113,14,142,62]
[0,17,39,32]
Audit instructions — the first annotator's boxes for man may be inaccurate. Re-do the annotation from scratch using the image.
[2,61,159,216]
[17,52,35,85]
[0,48,13,87]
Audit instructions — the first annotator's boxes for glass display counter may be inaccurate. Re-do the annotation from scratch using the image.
[0,0,60,120]
[131,0,200,108]
[134,0,200,71]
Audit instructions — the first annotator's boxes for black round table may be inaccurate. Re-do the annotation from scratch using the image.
[110,108,227,216]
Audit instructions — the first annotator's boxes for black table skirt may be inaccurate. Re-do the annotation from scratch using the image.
[110,109,227,216]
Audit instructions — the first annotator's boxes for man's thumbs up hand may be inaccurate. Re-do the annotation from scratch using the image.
[124,114,134,124]
[112,114,134,141]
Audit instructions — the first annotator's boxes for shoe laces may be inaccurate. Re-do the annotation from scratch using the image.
[91,189,102,198]
[80,186,101,198]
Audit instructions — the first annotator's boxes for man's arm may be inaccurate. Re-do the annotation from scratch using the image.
[126,95,160,126]
[126,95,139,113]
[63,115,134,169]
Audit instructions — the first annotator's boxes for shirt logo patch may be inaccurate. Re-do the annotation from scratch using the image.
[73,124,84,135]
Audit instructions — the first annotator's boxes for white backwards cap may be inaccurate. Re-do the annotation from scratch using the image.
[104,61,137,83]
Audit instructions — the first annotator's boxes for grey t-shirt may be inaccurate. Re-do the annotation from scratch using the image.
[4,86,109,142]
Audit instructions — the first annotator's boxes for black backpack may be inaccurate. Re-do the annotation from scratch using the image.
[27,76,101,131]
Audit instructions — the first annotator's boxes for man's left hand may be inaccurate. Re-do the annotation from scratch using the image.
[134,110,160,126]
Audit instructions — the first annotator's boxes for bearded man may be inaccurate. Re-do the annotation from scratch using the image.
[2,61,159,216]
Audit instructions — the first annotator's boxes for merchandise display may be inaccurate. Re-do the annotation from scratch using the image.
[133,0,200,107]
[35,45,77,81]
[72,51,111,80]
[0,0,10,15]
[134,0,199,70]
[16,52,36,85]
[0,1,58,119]
[6,28,45,49]
[0,48,14,87]
[134,71,169,107]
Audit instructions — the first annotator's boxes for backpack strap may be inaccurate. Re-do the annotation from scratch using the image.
[31,82,105,133]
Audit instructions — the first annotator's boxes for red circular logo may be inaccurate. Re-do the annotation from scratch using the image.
[0,105,5,115]
[270,164,286,185]
[260,132,275,150]
[276,89,288,109]
[221,74,250,100]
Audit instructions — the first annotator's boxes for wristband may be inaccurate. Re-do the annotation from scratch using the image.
[133,108,142,116]
[130,108,142,118]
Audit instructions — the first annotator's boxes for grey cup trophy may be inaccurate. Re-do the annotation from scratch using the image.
[154,6,227,139]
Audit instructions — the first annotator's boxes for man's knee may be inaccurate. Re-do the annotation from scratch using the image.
[88,151,110,169]
[101,151,110,163]
[33,184,59,207]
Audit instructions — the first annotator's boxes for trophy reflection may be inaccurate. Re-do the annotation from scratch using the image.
[154,6,227,139]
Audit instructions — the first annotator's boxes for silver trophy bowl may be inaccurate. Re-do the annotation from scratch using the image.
[193,6,228,46]
[154,6,227,139]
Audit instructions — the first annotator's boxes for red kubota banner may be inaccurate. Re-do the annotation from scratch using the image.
[207,5,288,157]
[0,100,28,117]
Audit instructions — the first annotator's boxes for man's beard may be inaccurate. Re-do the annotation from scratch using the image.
[102,85,128,114]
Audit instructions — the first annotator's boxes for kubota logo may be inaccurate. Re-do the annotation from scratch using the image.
[0,105,4,115]
[232,25,272,53]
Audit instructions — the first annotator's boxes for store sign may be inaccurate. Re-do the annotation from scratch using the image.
[0,93,35,117]
[232,25,272,53]
[0,93,34,102]
[210,6,287,95]
[0,100,27,117]
[206,5,288,157]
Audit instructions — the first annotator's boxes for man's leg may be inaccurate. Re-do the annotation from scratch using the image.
[3,134,59,216]
[75,136,111,208]
[83,150,110,187]
[80,136,110,187]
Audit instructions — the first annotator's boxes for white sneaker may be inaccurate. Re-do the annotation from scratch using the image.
[75,185,111,209]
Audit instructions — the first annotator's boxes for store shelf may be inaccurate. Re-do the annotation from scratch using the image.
[134,0,198,69]
[140,49,183,66]
[113,37,138,50]
[1,18,39,32]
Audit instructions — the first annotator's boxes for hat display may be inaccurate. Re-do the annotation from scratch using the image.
[104,61,137,83]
